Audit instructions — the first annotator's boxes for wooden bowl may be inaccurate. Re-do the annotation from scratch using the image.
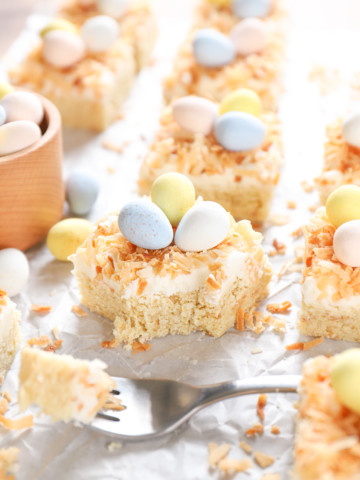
[0,94,64,251]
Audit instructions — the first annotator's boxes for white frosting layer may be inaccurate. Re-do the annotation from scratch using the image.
[303,276,360,309]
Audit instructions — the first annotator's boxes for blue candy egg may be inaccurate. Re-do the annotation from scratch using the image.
[66,170,100,215]
[214,112,266,151]
[118,199,173,250]
[193,29,235,68]
[0,105,6,126]
[232,0,271,18]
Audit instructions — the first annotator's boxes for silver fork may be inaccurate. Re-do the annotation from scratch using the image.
[89,375,301,441]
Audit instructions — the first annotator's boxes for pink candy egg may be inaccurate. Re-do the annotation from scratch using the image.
[230,18,268,56]
[42,30,85,69]
[172,96,218,135]
[1,91,44,125]
[0,120,41,156]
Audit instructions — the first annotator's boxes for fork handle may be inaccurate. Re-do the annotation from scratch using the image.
[198,375,301,408]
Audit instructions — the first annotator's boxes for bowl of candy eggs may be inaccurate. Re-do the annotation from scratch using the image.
[0,83,64,251]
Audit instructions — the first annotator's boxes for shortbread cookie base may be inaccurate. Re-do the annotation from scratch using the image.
[0,309,21,384]
[75,266,271,345]
[294,355,360,480]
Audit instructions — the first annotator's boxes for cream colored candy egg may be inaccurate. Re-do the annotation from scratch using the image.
[330,349,360,415]
[46,218,93,261]
[40,19,78,38]
[0,121,41,156]
[342,112,360,148]
[151,173,196,227]
[175,201,230,252]
[333,220,360,267]
[97,0,129,18]
[208,0,231,5]
[81,15,119,53]
[219,88,261,117]
[0,248,29,297]
[0,82,14,101]
[326,185,360,228]
[172,96,218,135]
[1,91,44,124]
[230,18,268,56]
[42,30,85,69]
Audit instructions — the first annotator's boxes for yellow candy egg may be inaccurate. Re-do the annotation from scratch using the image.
[208,0,231,6]
[46,218,93,261]
[326,185,360,228]
[219,88,262,117]
[0,82,14,101]
[330,349,360,414]
[40,19,77,38]
[151,173,195,227]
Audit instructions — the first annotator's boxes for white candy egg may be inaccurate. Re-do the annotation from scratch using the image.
[81,15,119,53]
[0,105,6,126]
[333,220,360,267]
[1,91,44,125]
[42,30,85,69]
[0,248,30,297]
[172,96,218,135]
[175,201,230,252]
[342,112,360,148]
[230,18,268,55]
[96,0,129,18]
[0,121,41,156]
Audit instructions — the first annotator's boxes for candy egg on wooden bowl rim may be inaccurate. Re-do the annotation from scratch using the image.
[172,96,218,135]
[342,111,360,149]
[118,199,173,250]
[193,29,235,68]
[1,91,44,124]
[232,0,272,18]
[81,15,119,53]
[326,185,360,228]
[0,92,64,251]
[230,18,268,56]
[0,248,29,297]
[0,121,41,156]
[97,0,129,18]
[175,201,230,252]
[42,29,85,69]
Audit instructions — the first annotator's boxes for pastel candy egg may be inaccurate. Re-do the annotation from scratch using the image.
[230,18,268,55]
[342,112,360,148]
[326,185,360,228]
[151,173,196,227]
[0,82,14,101]
[1,91,44,125]
[175,201,230,252]
[0,248,29,297]
[219,88,262,117]
[40,19,77,38]
[333,220,360,267]
[232,0,271,18]
[214,111,265,151]
[330,349,360,414]
[96,0,129,18]
[42,30,85,69]
[81,15,119,53]
[172,96,218,135]
[208,0,231,5]
[0,106,6,126]
[66,171,100,216]
[118,200,173,250]
[47,218,93,261]
[0,121,41,156]
[193,29,235,68]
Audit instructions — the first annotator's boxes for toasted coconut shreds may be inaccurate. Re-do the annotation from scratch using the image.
[239,441,253,454]
[295,356,360,479]
[261,474,281,480]
[131,341,151,354]
[254,451,275,469]
[102,394,126,412]
[102,339,118,349]
[0,414,33,431]
[271,425,280,435]
[77,213,265,288]
[0,398,8,415]
[71,305,88,317]
[266,301,292,314]
[0,447,20,476]
[218,458,253,473]
[285,337,324,351]
[246,422,264,437]
[27,335,62,352]
[30,304,51,314]
[257,394,267,421]
[208,443,232,468]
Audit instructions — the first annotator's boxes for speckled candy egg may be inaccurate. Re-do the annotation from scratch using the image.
[172,96,218,135]
[0,248,29,297]
[42,30,85,69]
[81,15,119,53]
[214,111,265,151]
[342,112,360,149]
[326,185,360,228]
[219,88,262,117]
[333,220,360,267]
[151,173,196,227]
[97,0,129,18]
[1,91,44,124]
[232,0,271,18]
[118,200,173,250]
[66,171,100,216]
[0,121,41,156]
[40,18,78,38]
[175,201,230,252]
[0,106,6,126]
[47,218,93,261]
[0,82,14,101]
[230,18,268,55]
[330,349,360,415]
[193,29,235,68]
